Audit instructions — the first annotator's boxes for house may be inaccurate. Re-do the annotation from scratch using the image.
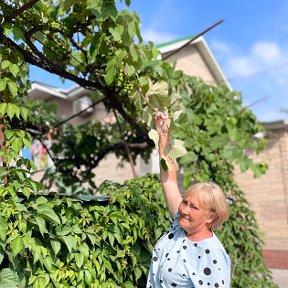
[28,35,288,269]
[234,120,288,269]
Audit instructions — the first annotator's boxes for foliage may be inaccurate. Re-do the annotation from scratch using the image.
[0,172,171,288]
[175,76,268,185]
[0,168,277,288]
[0,99,277,288]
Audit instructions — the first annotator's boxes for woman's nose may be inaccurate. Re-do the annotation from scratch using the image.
[179,204,189,214]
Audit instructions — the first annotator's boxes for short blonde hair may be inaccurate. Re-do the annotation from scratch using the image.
[184,182,229,230]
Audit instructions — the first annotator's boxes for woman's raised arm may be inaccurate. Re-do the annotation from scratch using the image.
[154,112,182,218]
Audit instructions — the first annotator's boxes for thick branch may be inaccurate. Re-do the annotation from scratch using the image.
[2,33,150,140]
[3,33,99,89]
[5,0,40,22]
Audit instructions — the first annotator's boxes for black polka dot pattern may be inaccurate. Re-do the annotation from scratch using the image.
[204,268,211,275]
[168,233,174,239]
[147,213,230,287]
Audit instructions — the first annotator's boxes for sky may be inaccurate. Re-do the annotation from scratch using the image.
[29,0,288,122]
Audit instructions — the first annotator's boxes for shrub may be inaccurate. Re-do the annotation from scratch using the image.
[0,174,277,287]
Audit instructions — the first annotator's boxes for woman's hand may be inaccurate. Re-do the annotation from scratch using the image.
[154,112,168,135]
[154,112,169,154]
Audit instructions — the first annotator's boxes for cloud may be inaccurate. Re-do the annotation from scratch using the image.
[252,41,281,63]
[213,40,288,80]
[226,56,259,77]
[141,29,176,44]
[211,39,288,121]
[211,39,232,54]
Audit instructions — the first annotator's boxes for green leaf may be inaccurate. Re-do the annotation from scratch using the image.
[168,139,187,161]
[79,243,89,261]
[0,167,7,178]
[75,253,84,268]
[128,21,136,38]
[6,103,19,119]
[84,269,92,285]
[0,80,7,92]
[0,268,19,288]
[104,62,116,86]
[12,26,24,41]
[2,23,12,37]
[139,76,149,87]
[123,281,134,288]
[129,45,138,62]
[146,80,169,99]
[11,236,23,257]
[109,25,124,41]
[124,63,135,77]
[50,240,61,256]
[22,187,31,199]
[0,252,4,266]
[35,216,47,236]
[160,158,168,171]
[38,208,61,225]
[0,216,7,241]
[9,64,19,78]
[7,82,17,97]
[12,137,23,153]
[1,60,10,69]
[59,235,76,253]
[20,107,29,121]
[134,266,142,281]
[4,130,13,140]
[108,232,114,246]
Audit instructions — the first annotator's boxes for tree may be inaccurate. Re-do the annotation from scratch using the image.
[0,0,277,287]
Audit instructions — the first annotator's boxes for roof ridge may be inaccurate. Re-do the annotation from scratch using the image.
[156,35,195,48]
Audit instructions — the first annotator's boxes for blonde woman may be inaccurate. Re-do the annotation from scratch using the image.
[146,112,231,288]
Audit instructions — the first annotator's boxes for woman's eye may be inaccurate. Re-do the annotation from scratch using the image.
[190,204,198,210]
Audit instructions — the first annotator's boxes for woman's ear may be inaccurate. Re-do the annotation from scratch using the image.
[207,211,217,224]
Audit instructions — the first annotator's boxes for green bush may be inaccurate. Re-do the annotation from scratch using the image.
[0,175,171,288]
[0,174,277,287]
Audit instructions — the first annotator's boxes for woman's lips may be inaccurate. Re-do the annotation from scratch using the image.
[179,213,191,222]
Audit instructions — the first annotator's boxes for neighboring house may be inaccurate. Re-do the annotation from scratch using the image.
[234,120,288,269]
[27,35,288,269]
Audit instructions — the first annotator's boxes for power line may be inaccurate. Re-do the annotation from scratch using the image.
[163,19,224,60]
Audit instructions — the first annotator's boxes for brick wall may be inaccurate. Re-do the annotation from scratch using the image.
[234,127,288,268]
[263,250,288,269]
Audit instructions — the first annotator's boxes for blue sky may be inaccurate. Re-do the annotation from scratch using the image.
[29,0,288,122]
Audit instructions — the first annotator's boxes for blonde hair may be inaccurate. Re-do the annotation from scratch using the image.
[184,182,229,230]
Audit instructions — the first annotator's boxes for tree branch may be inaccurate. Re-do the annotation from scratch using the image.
[5,0,40,22]
[2,33,150,141]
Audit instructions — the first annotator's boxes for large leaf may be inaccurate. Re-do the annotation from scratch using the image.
[11,236,23,257]
[0,216,7,241]
[0,269,19,288]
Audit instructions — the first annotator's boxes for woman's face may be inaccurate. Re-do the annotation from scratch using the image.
[178,194,212,236]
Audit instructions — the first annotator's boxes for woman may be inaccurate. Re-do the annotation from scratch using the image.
[146,112,231,288]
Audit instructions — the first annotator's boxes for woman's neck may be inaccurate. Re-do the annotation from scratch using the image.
[185,228,213,242]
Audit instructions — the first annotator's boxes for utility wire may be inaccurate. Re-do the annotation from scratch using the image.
[163,19,223,60]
